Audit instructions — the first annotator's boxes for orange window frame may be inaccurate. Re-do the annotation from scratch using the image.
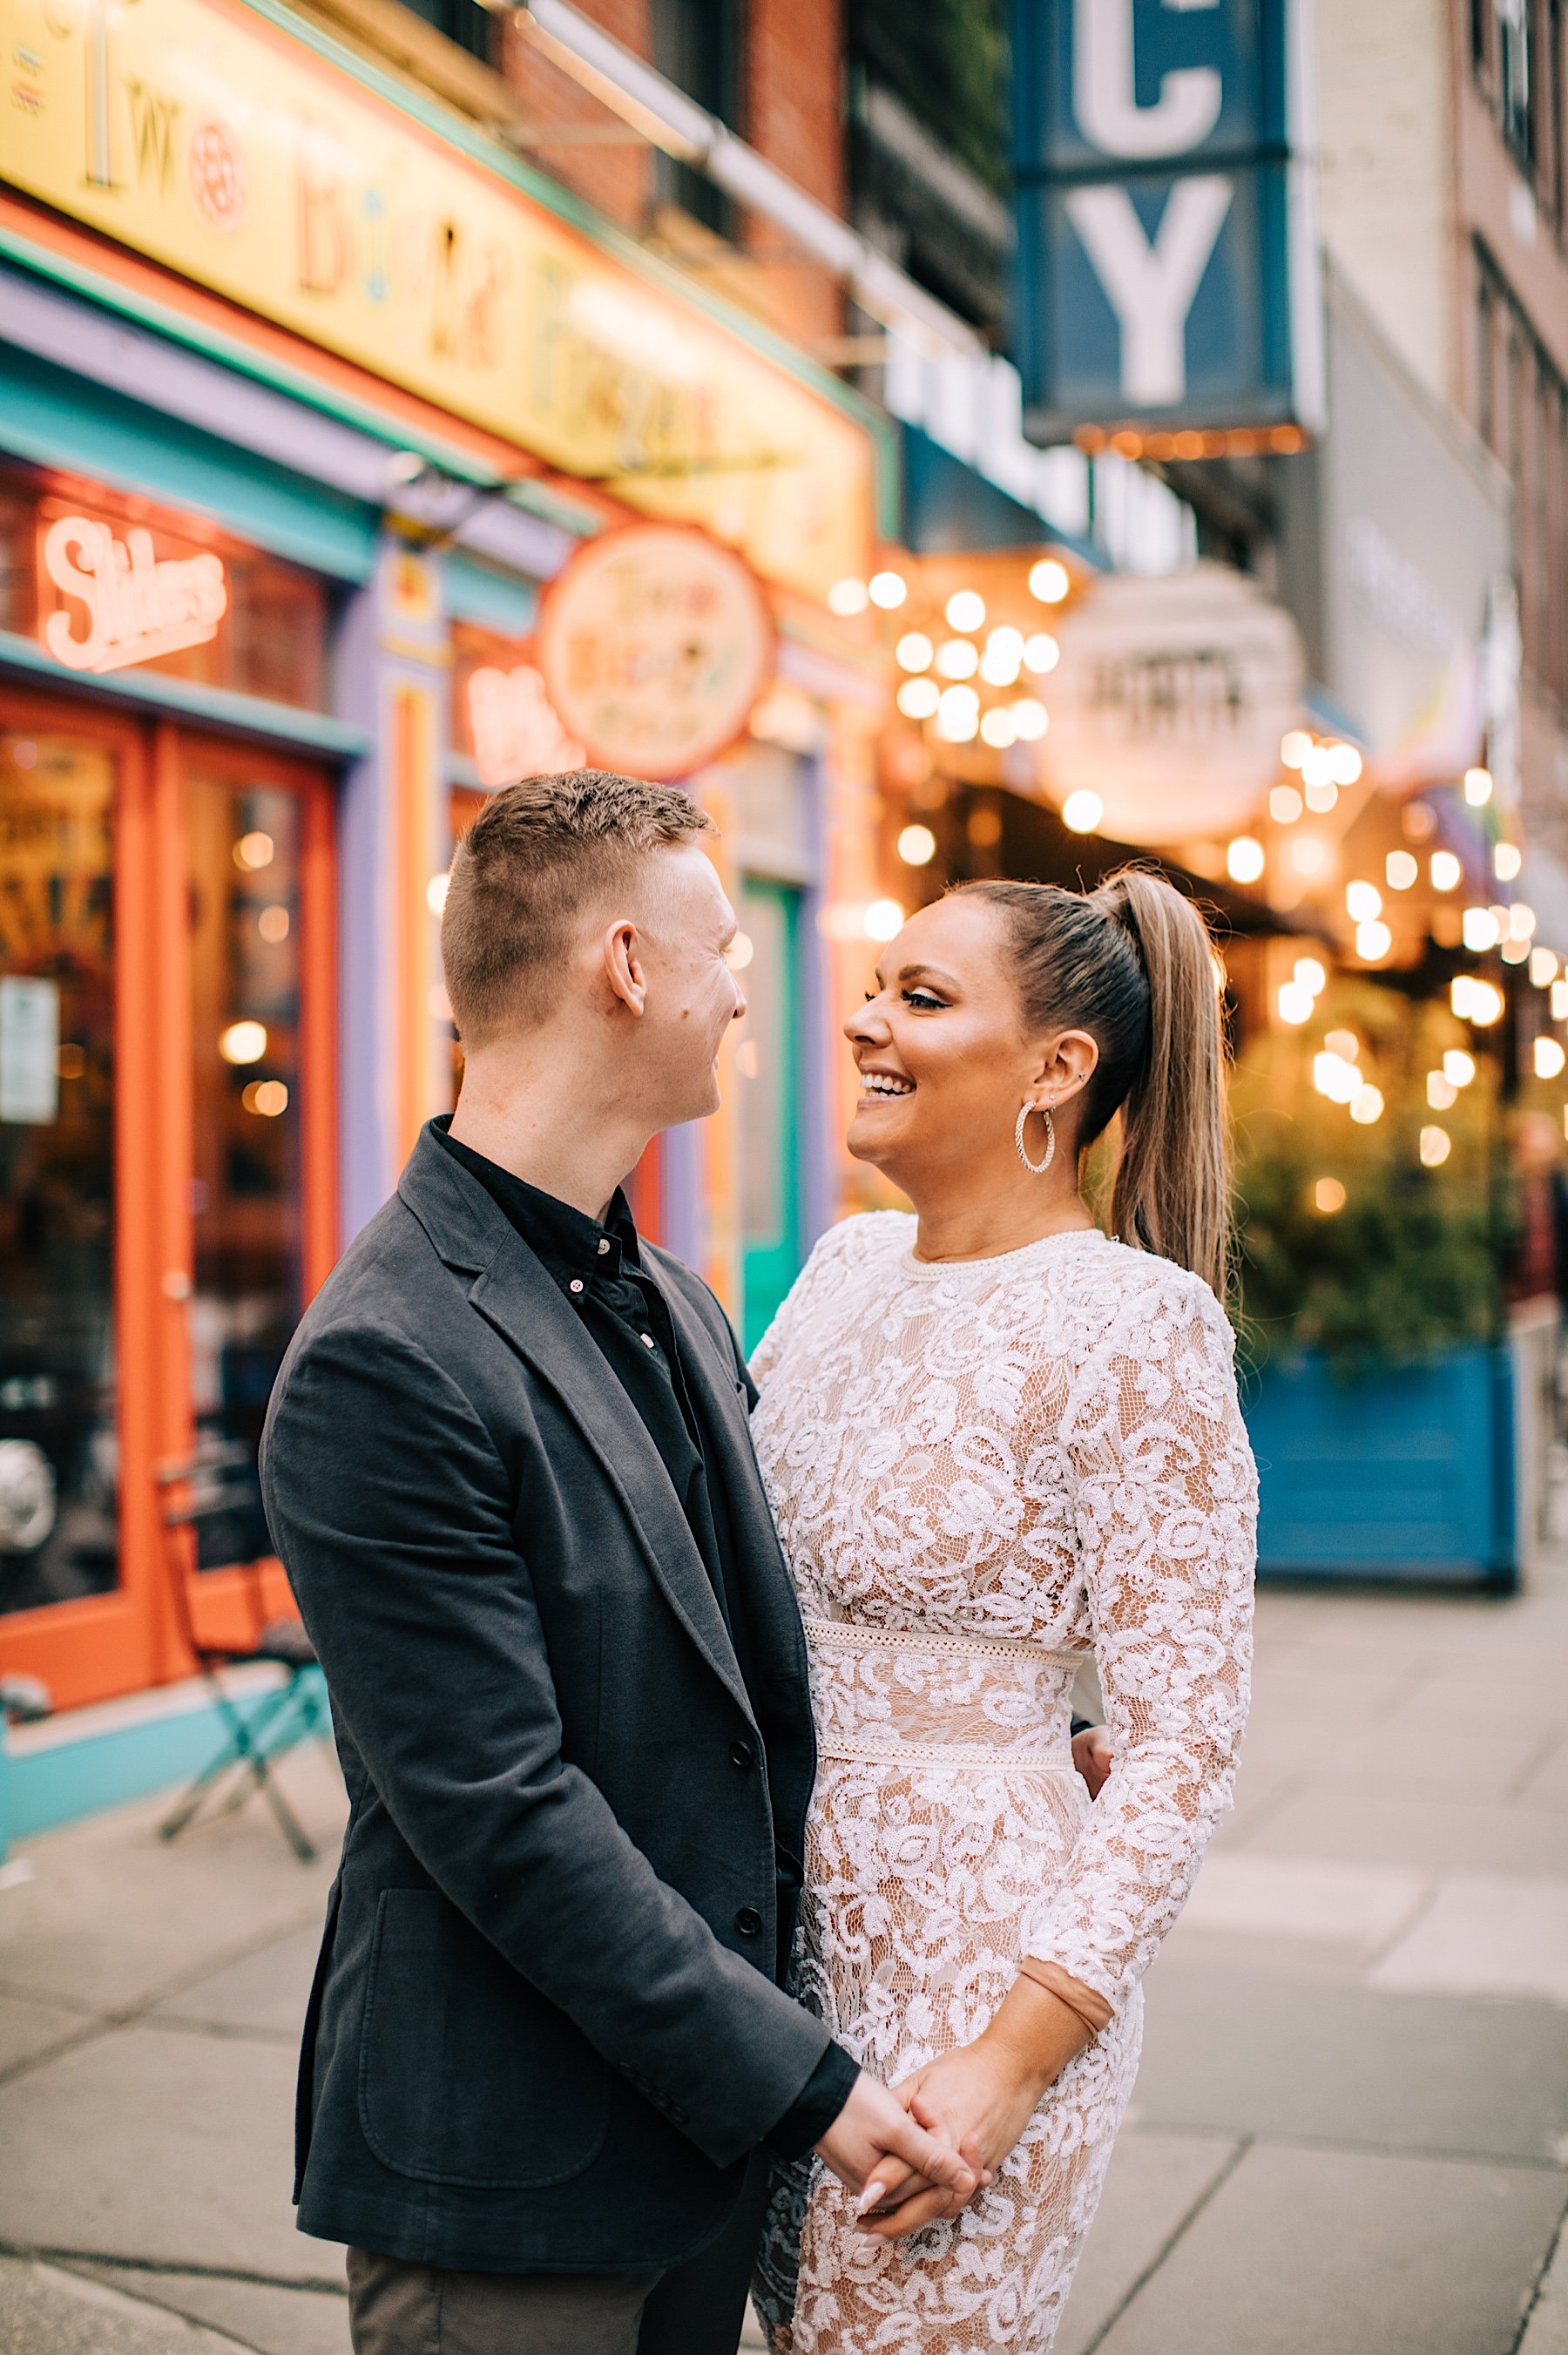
[0,688,338,1713]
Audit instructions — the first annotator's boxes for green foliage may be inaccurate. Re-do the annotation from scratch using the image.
[851,0,1011,192]
[1231,983,1504,1377]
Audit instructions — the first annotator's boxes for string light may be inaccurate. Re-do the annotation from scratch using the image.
[1420,1126,1452,1166]
[936,639,979,680]
[1281,731,1312,769]
[1062,790,1102,833]
[828,578,868,616]
[1010,700,1049,741]
[1027,558,1070,603]
[896,633,934,672]
[1024,633,1060,673]
[1385,851,1418,890]
[1427,1071,1458,1109]
[945,590,986,632]
[1346,880,1382,922]
[896,824,936,867]
[1463,767,1494,806]
[1312,1177,1347,1215]
[1270,785,1304,823]
[1535,1037,1566,1079]
[1294,958,1327,995]
[1431,851,1462,890]
[1495,842,1523,880]
[935,685,980,741]
[1227,837,1265,883]
[896,678,940,720]
[868,570,908,609]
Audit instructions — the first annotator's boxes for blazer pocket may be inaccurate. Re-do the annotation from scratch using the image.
[358,1888,611,2189]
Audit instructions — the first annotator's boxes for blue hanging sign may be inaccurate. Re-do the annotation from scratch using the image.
[1012,0,1323,446]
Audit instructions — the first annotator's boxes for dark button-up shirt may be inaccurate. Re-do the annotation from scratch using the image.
[432,1120,855,2159]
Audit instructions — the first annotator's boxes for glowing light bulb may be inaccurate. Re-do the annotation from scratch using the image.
[1328,742,1363,786]
[868,570,907,609]
[1494,842,1523,881]
[897,824,936,867]
[1270,785,1304,823]
[1355,920,1392,961]
[864,898,904,942]
[1419,1125,1452,1167]
[896,678,940,720]
[1010,699,1049,741]
[1535,1036,1566,1079]
[896,633,933,673]
[1443,1050,1476,1086]
[935,685,980,741]
[1345,880,1382,923]
[1281,731,1313,769]
[1023,633,1059,674]
[979,706,1017,748]
[1277,982,1314,1024]
[1385,851,1418,890]
[426,872,449,916]
[1027,558,1070,604]
[219,1020,267,1065]
[1427,1071,1458,1110]
[1530,948,1558,987]
[945,590,985,633]
[1430,851,1462,891]
[936,639,979,680]
[1062,790,1102,834]
[1294,958,1327,995]
[1349,1084,1384,1125]
[1462,907,1500,951]
[828,578,868,616]
[1463,766,1493,806]
[1227,837,1266,884]
[1313,1177,1347,1214]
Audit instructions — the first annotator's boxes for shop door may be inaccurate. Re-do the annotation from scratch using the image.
[0,694,335,1711]
[737,876,801,1356]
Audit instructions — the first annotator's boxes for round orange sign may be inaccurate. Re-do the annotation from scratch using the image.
[535,525,774,781]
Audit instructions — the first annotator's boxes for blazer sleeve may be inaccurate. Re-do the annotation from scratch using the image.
[260,1319,832,2169]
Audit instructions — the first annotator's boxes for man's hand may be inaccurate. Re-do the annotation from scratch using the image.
[815,2071,983,2237]
[1071,1722,1114,1800]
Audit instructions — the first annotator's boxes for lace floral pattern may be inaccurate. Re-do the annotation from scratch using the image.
[749,1215,1256,2354]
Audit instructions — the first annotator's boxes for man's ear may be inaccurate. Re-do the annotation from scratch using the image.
[602,917,648,1017]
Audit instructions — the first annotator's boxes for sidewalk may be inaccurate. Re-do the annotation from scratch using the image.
[1,1551,1565,2355]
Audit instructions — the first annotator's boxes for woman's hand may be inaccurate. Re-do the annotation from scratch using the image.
[857,1979,1092,2240]
[1071,1721,1115,1799]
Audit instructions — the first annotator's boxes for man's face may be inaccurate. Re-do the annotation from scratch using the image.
[631,841,747,1127]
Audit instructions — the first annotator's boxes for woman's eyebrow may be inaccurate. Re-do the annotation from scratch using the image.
[896,963,960,988]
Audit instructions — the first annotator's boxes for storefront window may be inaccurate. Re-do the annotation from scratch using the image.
[187,772,305,1567]
[0,728,118,1614]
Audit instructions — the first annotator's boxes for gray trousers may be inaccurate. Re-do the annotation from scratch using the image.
[347,2155,771,2355]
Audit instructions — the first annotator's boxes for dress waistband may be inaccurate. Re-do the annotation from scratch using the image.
[802,1616,1082,1777]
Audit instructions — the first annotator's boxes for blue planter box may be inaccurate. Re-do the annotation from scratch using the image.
[1243,1343,1517,1589]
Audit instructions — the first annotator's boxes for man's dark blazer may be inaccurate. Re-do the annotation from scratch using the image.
[259,1125,832,2275]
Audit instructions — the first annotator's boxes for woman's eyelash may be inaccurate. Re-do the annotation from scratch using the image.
[904,990,943,1009]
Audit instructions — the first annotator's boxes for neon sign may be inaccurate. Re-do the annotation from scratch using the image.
[40,514,228,675]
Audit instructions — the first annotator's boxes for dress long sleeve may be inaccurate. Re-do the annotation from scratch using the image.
[1020,1268,1257,2006]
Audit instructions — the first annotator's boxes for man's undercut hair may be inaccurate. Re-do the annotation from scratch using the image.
[441,769,715,1045]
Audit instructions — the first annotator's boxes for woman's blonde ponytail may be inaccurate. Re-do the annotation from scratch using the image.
[1091,871,1231,1301]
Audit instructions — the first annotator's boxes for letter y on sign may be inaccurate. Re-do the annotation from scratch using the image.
[1065,178,1233,405]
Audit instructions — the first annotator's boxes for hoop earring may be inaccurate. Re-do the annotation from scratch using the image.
[1015,1102,1056,1175]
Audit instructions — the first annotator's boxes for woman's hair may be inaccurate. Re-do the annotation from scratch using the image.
[957,869,1231,1297]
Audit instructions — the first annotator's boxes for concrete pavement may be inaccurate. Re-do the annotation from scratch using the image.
[0,1552,1565,2355]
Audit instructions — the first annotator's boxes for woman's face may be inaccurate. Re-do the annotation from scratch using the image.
[843,896,1096,1192]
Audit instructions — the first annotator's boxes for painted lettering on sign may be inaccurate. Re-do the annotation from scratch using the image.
[41,515,228,674]
[466,667,585,788]
[1012,0,1321,441]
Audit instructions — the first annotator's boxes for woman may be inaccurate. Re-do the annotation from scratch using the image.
[750,871,1257,2354]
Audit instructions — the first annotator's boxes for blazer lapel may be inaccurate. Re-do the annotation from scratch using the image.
[646,1263,813,1708]
[469,1241,758,1730]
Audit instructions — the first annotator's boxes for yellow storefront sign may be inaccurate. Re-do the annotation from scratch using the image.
[0,0,877,601]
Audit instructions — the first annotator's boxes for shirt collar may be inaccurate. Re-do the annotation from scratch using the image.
[431,1116,640,1283]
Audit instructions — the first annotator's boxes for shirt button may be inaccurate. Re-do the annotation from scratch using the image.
[598,1238,610,1255]
[734,1906,763,1939]
[729,1740,754,1770]
[568,1279,585,1296]
[640,1332,655,1348]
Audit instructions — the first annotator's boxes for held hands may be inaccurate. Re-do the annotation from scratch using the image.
[855,1980,1092,2242]
[814,2071,988,2239]
[817,1740,1110,2242]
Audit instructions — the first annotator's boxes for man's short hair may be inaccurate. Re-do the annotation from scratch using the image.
[441,769,715,1044]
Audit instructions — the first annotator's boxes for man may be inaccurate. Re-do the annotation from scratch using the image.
[260,773,977,2355]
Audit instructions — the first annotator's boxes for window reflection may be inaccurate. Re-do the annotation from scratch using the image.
[0,729,118,1614]
[188,775,304,1568]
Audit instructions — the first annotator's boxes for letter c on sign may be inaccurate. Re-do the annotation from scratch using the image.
[1074,0,1224,159]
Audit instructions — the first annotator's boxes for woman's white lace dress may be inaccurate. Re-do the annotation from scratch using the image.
[749,1215,1256,2355]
